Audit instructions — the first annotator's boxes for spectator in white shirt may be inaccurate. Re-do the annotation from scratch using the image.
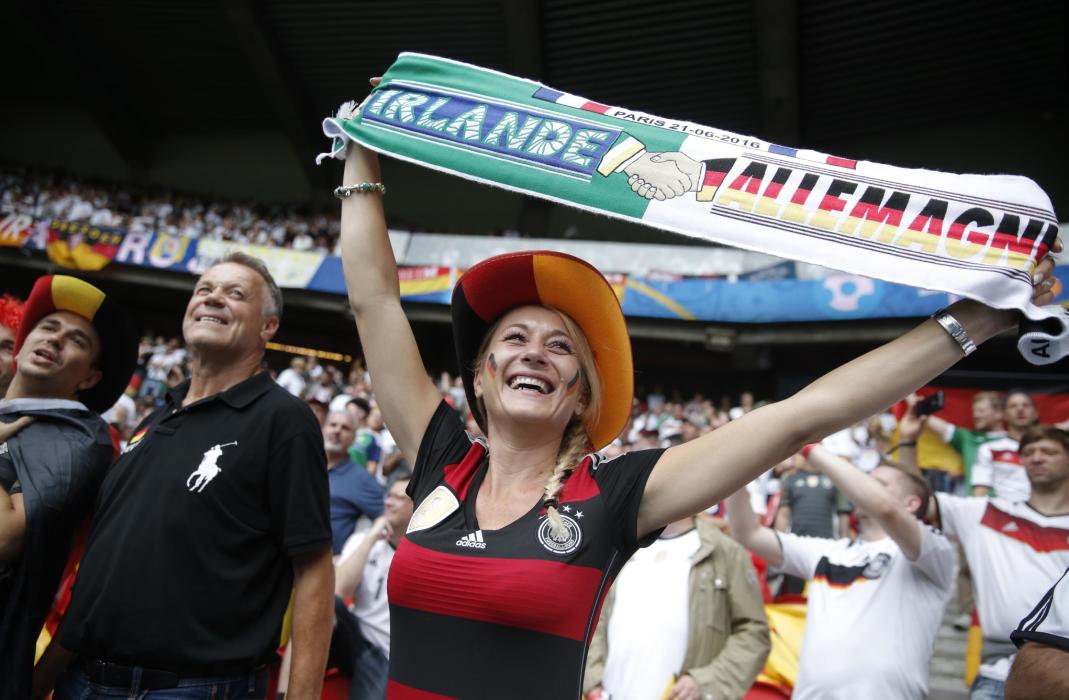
[276,356,307,397]
[932,425,1069,699]
[728,446,955,700]
[333,478,413,700]
[1007,564,1069,699]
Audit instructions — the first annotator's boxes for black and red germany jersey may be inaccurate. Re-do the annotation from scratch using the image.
[388,401,665,699]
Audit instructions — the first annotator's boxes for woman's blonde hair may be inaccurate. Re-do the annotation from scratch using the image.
[472,307,602,539]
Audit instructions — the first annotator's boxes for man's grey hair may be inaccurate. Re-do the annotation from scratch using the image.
[212,252,283,321]
[327,410,355,428]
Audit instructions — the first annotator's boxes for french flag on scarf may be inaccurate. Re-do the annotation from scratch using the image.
[533,86,612,115]
[769,143,858,170]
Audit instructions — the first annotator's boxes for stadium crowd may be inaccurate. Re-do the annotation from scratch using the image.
[3,249,1069,699]
[2,165,344,252]
[1,165,524,252]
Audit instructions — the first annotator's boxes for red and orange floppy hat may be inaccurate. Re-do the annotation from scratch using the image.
[451,251,632,450]
[14,275,138,413]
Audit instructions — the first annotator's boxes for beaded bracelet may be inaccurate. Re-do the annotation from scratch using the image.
[334,182,387,199]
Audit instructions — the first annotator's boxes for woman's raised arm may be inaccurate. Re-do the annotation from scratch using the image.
[339,144,440,461]
[638,264,1058,537]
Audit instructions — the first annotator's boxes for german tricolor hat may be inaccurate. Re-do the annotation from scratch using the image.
[14,275,138,413]
[451,251,632,450]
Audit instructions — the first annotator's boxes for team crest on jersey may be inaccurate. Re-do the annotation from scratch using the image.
[537,513,582,555]
[407,485,460,534]
[861,552,892,579]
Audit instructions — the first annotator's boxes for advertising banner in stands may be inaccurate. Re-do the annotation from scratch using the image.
[397,266,456,302]
[0,212,37,248]
[193,239,322,288]
[2,210,1067,323]
[620,273,961,322]
[113,231,199,271]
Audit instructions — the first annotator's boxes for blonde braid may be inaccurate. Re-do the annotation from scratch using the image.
[543,420,592,539]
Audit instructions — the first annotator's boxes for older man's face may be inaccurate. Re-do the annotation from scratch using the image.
[182,263,277,357]
[323,412,356,456]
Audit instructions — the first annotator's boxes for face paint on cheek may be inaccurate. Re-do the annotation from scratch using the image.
[565,370,581,397]
[485,353,497,382]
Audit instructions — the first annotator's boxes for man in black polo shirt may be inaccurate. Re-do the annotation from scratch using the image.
[49,253,334,699]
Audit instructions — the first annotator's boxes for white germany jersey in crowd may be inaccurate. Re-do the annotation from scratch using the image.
[972,436,1030,502]
[338,533,395,656]
[777,524,955,700]
[1014,565,1069,651]
[936,494,1069,680]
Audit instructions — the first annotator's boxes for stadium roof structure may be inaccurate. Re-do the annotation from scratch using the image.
[4,0,1066,242]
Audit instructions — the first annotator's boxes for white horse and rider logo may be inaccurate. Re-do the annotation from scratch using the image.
[186,441,237,492]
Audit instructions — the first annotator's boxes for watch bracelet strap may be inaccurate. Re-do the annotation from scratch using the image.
[933,310,978,356]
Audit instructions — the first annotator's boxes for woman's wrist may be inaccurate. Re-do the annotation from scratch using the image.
[943,299,1017,346]
[343,142,381,182]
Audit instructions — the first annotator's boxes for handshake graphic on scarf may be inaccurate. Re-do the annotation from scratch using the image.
[622,151,701,201]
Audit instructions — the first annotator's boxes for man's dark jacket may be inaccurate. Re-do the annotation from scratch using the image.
[0,399,113,699]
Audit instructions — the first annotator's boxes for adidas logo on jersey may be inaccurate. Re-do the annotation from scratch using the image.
[1002,521,1020,533]
[456,530,486,549]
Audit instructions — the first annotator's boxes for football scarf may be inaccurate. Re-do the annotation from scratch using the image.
[319,52,1067,364]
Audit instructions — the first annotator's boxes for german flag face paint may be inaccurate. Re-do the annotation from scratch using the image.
[564,370,581,397]
[486,353,498,381]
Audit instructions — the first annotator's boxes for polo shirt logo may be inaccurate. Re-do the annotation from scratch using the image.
[186,441,238,492]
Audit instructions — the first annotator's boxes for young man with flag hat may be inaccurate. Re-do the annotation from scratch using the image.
[0,274,137,700]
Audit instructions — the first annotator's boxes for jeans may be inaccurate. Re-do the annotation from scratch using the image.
[331,597,388,700]
[923,468,959,494]
[970,675,1005,700]
[54,665,268,700]
[349,638,388,700]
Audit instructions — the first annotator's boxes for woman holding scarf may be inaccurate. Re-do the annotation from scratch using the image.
[337,136,1059,698]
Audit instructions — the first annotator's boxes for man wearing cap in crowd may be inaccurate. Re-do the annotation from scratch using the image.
[0,275,137,699]
[0,293,25,397]
[43,252,334,700]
